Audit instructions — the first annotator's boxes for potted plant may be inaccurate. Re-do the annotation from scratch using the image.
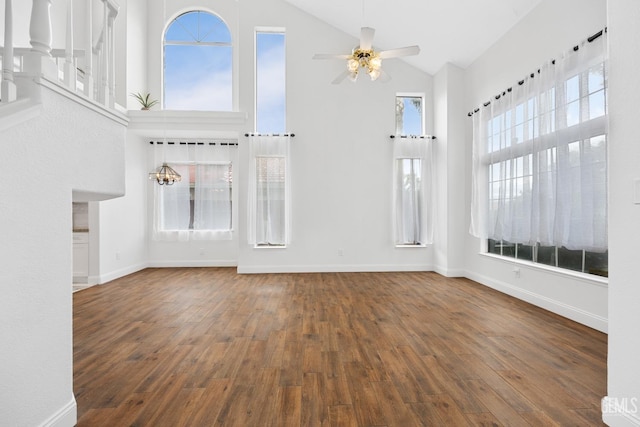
[130,92,159,110]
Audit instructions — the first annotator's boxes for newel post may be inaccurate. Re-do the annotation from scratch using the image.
[25,0,57,78]
[1,0,17,103]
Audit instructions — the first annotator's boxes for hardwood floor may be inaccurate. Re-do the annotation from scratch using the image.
[73,268,607,426]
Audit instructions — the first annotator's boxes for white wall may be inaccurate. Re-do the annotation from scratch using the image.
[0,82,126,426]
[134,0,434,273]
[604,1,640,425]
[125,0,148,109]
[461,0,609,332]
[433,63,466,277]
[96,133,148,284]
[145,134,241,267]
[236,0,434,272]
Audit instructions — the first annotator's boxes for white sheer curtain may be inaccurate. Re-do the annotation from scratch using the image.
[247,135,291,246]
[470,32,607,252]
[193,163,232,240]
[152,142,191,241]
[151,141,235,241]
[393,137,434,245]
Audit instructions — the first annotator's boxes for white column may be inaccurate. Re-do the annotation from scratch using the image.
[94,37,103,103]
[100,0,109,106]
[107,11,116,108]
[26,0,57,78]
[1,0,17,103]
[64,0,77,90]
[84,0,94,98]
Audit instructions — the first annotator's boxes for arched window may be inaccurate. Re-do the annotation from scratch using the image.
[163,11,232,111]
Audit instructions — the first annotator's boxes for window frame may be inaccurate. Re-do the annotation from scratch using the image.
[156,161,234,234]
[254,27,287,134]
[162,9,235,112]
[394,157,425,247]
[395,93,425,136]
[481,60,608,278]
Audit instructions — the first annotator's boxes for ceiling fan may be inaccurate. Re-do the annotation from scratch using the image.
[313,27,420,84]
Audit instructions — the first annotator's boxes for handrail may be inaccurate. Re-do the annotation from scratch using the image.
[1,0,119,108]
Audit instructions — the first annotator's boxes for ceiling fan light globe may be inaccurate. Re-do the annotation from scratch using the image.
[348,71,358,82]
[368,68,381,81]
[347,58,359,73]
[369,56,382,70]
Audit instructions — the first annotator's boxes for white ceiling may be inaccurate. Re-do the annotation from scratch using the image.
[285,0,543,75]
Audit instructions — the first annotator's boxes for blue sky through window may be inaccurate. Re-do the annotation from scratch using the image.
[256,31,286,133]
[164,11,232,111]
[397,96,424,135]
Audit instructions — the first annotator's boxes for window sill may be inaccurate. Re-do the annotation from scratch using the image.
[254,244,287,249]
[395,244,427,248]
[479,252,608,287]
[128,110,248,134]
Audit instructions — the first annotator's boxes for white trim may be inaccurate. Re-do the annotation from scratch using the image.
[465,269,608,333]
[128,110,248,132]
[38,395,76,427]
[148,260,238,268]
[433,266,466,278]
[36,77,129,126]
[480,252,608,287]
[237,264,433,274]
[98,262,148,285]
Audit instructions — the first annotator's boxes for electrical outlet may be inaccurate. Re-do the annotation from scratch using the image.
[513,267,520,278]
[115,251,120,261]
[338,248,344,256]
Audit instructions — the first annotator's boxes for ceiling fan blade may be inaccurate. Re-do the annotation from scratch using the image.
[359,27,375,50]
[313,53,351,60]
[378,45,420,59]
[331,70,351,85]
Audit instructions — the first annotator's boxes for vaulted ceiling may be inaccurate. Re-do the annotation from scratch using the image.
[284,0,542,75]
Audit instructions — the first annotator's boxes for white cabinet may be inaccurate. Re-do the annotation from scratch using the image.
[73,232,89,282]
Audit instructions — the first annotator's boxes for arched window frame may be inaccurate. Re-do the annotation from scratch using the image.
[161,9,237,112]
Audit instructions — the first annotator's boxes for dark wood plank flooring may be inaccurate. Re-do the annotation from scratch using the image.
[73,268,607,426]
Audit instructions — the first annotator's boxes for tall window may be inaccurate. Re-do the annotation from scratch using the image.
[248,136,291,247]
[393,94,431,246]
[255,29,286,133]
[396,95,424,135]
[395,158,423,245]
[470,35,608,277]
[164,11,232,111]
[151,142,236,241]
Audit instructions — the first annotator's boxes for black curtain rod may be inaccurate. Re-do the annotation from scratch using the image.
[390,135,437,140]
[467,27,607,117]
[149,141,238,146]
[244,133,295,137]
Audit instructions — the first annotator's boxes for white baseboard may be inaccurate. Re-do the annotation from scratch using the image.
[148,260,238,268]
[604,415,640,427]
[38,395,76,427]
[433,265,466,278]
[466,270,608,333]
[98,262,148,285]
[237,264,434,274]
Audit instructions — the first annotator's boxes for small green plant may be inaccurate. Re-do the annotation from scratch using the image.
[130,92,159,110]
